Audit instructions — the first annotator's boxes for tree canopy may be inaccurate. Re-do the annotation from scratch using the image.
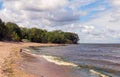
[0,18,79,44]
[0,19,7,40]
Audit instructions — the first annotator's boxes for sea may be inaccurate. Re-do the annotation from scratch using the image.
[22,44,120,77]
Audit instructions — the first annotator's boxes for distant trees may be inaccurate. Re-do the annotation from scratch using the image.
[0,18,79,44]
[47,30,79,44]
[5,22,21,41]
[11,32,20,41]
[64,32,79,44]
[47,30,66,44]
[0,19,7,40]
[28,28,48,43]
[20,27,29,40]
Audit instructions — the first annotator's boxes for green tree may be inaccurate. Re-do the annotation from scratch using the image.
[5,22,21,41]
[48,30,66,44]
[11,32,20,41]
[0,18,80,44]
[20,27,29,39]
[28,28,38,42]
[64,32,79,44]
[40,30,48,43]
[28,28,48,43]
[0,19,7,40]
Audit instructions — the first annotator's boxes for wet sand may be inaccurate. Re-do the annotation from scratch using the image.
[20,52,73,77]
[0,42,72,77]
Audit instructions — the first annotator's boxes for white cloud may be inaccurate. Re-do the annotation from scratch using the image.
[81,8,120,42]
[1,0,95,28]
[3,0,68,11]
[69,0,95,10]
[1,0,82,27]
[110,0,120,6]
[81,25,94,33]
[1,0,120,43]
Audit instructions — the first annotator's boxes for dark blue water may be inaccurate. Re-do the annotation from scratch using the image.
[27,44,120,77]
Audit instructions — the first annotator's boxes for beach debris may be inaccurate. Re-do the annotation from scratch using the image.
[20,49,22,52]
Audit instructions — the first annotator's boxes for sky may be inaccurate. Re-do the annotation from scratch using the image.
[0,0,120,43]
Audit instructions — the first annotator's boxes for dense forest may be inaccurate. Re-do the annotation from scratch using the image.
[0,18,79,44]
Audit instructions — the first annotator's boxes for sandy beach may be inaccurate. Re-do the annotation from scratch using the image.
[20,51,73,77]
[0,41,70,77]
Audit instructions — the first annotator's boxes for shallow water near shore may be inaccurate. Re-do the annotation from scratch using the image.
[22,44,120,77]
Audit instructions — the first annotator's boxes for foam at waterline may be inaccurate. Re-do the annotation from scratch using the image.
[21,49,78,67]
[41,55,78,67]
[90,69,110,77]
[22,49,111,77]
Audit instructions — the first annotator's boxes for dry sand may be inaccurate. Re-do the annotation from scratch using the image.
[0,42,58,77]
[0,42,72,77]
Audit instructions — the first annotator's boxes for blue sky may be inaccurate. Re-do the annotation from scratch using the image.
[0,0,120,43]
[0,1,3,10]
[79,0,112,22]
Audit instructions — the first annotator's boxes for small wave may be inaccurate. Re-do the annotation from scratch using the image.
[89,69,110,77]
[22,48,31,52]
[41,55,78,67]
[21,48,77,67]
[77,64,113,77]
[21,48,116,77]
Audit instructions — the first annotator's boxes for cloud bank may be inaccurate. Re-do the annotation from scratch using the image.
[0,0,120,43]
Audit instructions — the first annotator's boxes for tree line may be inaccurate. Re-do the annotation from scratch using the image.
[0,18,79,44]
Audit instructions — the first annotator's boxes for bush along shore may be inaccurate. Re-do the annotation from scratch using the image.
[0,18,79,44]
